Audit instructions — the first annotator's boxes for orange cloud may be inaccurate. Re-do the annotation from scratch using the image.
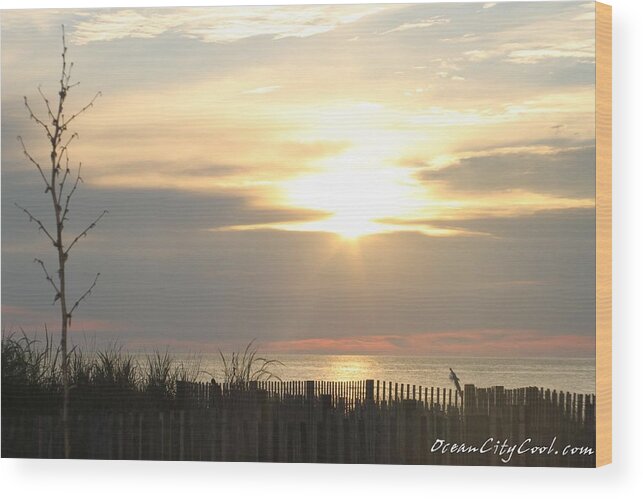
[264,330,594,357]
[1,304,126,335]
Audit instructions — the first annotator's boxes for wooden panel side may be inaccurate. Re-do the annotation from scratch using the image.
[595,1,612,468]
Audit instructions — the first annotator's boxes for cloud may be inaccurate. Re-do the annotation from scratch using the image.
[420,143,590,170]
[89,186,329,232]
[507,38,596,64]
[384,190,593,226]
[464,39,595,65]
[416,142,596,198]
[264,330,594,357]
[382,16,450,34]
[418,207,595,241]
[242,85,282,95]
[401,87,594,129]
[463,49,496,61]
[573,12,596,22]
[84,137,350,194]
[70,5,390,45]
[460,2,595,66]
[1,304,126,334]
[216,185,594,238]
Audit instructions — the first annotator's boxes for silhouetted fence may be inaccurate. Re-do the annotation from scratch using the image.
[176,379,595,424]
[2,380,595,466]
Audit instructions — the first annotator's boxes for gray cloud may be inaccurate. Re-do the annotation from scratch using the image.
[427,207,595,241]
[418,141,595,198]
[3,192,595,349]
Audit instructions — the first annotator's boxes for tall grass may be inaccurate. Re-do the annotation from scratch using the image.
[2,331,61,390]
[1,332,202,413]
[218,340,283,385]
[144,350,202,398]
[93,346,139,390]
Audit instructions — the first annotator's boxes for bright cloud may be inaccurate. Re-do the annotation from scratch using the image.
[70,5,391,45]
[242,85,282,95]
[382,16,450,34]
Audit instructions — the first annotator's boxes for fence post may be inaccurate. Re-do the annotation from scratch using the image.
[179,410,185,460]
[365,380,374,401]
[464,384,476,415]
[306,380,315,399]
[118,413,124,459]
[176,381,186,409]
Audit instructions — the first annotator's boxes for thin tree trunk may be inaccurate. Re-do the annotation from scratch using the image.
[47,75,71,458]
[58,234,70,459]
[49,113,70,459]
[18,28,103,458]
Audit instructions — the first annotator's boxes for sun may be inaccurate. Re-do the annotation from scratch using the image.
[279,151,426,240]
[277,215,386,241]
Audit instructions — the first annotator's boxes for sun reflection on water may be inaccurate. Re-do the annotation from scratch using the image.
[325,355,379,380]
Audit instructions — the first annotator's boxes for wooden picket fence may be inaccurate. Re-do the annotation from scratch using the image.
[176,379,595,424]
[1,380,596,466]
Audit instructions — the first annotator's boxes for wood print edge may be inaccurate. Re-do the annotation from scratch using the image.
[595,0,612,468]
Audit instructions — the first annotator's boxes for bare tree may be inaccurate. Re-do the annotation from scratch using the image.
[16,26,104,458]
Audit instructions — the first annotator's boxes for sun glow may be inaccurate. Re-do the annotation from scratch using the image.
[280,151,426,239]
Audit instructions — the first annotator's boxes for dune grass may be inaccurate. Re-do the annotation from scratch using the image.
[2,332,285,413]
[1,332,202,412]
[217,339,283,385]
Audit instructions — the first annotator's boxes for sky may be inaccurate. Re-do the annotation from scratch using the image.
[1,1,596,357]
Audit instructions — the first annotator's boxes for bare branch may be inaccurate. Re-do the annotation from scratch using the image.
[62,91,102,129]
[17,136,51,192]
[65,61,74,87]
[15,203,56,245]
[37,85,55,123]
[62,162,83,222]
[33,258,61,299]
[60,25,68,88]
[58,132,78,164]
[58,150,71,198]
[67,272,100,325]
[65,209,108,254]
[65,62,81,90]
[56,132,79,178]
[23,96,53,141]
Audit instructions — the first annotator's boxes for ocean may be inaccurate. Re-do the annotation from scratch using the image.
[173,354,595,395]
